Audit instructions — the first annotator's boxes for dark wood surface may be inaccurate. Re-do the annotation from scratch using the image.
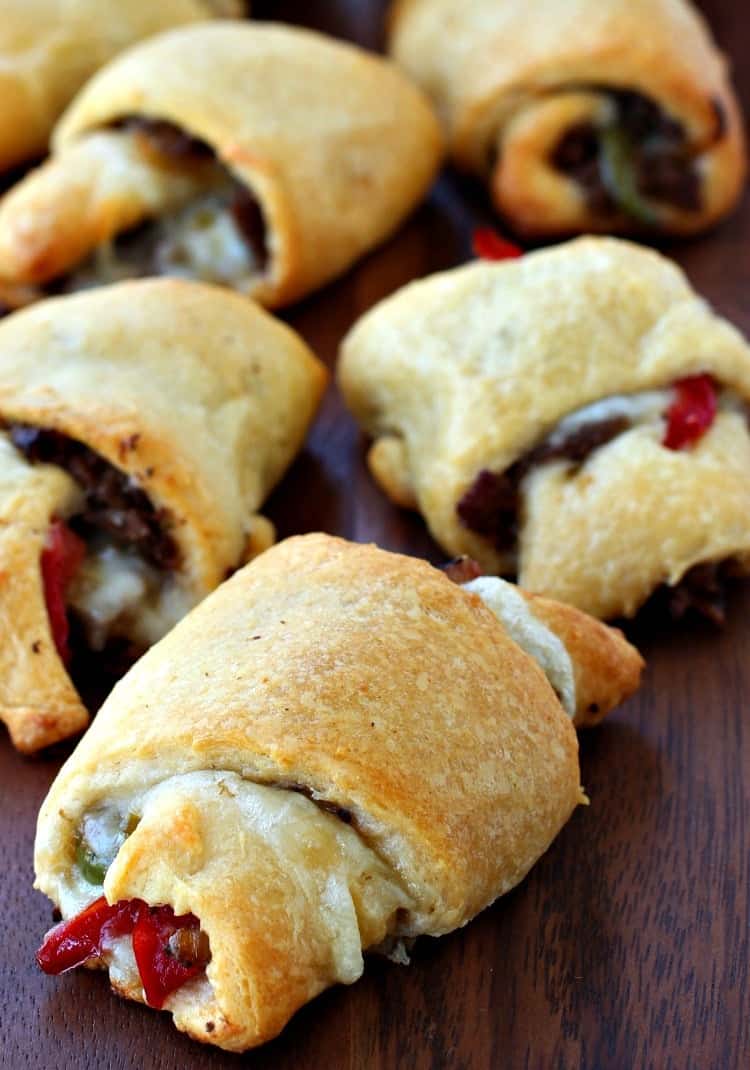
[2,2,749,1067]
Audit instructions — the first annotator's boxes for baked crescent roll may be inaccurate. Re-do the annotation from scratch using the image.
[389,0,746,237]
[0,1,245,175]
[339,237,750,621]
[0,23,443,311]
[34,534,642,1052]
[0,279,326,753]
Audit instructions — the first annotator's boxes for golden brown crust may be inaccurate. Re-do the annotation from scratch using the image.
[0,23,443,308]
[389,0,746,236]
[35,534,601,1047]
[0,1,245,173]
[339,237,750,619]
[0,280,325,751]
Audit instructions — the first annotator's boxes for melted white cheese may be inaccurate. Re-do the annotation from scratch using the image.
[68,542,195,651]
[549,389,672,445]
[464,576,576,717]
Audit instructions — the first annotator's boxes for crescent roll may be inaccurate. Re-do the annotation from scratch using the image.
[0,279,326,754]
[0,23,443,311]
[339,237,750,621]
[389,0,746,237]
[0,1,245,175]
[34,534,642,1052]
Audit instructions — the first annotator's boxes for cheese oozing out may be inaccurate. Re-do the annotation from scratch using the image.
[52,772,414,1018]
[68,540,196,652]
[549,389,672,444]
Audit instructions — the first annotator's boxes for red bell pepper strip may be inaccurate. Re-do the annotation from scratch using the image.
[663,374,717,451]
[472,227,523,261]
[37,897,206,1009]
[132,906,204,1009]
[36,896,145,974]
[41,519,86,664]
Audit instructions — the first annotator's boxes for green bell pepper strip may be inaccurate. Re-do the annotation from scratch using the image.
[599,125,660,226]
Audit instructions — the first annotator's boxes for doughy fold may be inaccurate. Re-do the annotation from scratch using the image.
[0,1,245,174]
[34,533,642,1051]
[0,435,88,752]
[0,279,326,752]
[339,237,750,619]
[466,575,643,728]
[389,0,746,236]
[0,23,443,308]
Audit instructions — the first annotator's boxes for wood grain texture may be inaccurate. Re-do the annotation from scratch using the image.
[1,2,748,1067]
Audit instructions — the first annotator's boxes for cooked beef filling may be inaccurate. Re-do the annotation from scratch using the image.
[118,117,216,164]
[67,621,143,712]
[552,121,614,216]
[168,927,212,970]
[552,89,704,218]
[457,415,629,551]
[7,424,178,570]
[285,782,353,825]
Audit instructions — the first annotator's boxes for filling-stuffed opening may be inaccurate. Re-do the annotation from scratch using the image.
[5,423,193,698]
[59,118,268,298]
[38,799,219,1010]
[37,893,212,1011]
[550,90,725,223]
[649,559,738,625]
[37,775,414,1017]
[456,375,744,621]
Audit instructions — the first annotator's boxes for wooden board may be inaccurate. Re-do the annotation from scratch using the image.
[2,2,748,1066]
